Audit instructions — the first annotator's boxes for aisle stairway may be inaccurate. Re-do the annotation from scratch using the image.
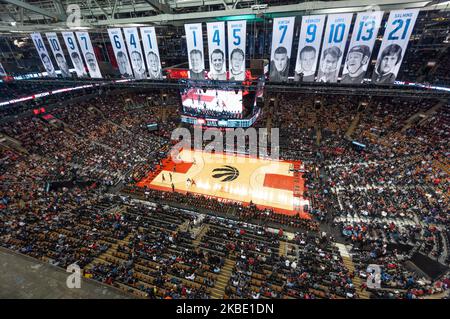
[192,224,209,247]
[345,113,361,139]
[279,241,287,257]
[210,258,235,299]
[335,243,370,299]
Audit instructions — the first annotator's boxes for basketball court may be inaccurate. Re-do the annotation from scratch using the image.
[137,149,310,218]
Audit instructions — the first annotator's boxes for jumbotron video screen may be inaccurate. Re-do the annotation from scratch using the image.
[181,88,243,115]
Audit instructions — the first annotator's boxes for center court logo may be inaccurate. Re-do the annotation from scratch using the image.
[212,165,240,182]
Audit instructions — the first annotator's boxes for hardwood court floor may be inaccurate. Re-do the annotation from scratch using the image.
[137,149,310,217]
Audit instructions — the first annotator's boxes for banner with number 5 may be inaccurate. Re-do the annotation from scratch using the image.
[270,17,295,82]
[372,9,419,84]
[75,31,102,78]
[294,15,325,82]
[227,21,246,81]
[317,13,353,83]
[341,11,383,84]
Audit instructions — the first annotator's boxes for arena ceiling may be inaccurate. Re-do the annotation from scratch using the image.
[0,0,448,32]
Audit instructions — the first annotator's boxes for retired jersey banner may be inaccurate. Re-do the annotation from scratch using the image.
[75,31,102,78]
[62,31,87,77]
[341,11,383,84]
[372,9,419,84]
[31,33,57,77]
[294,15,326,82]
[317,13,353,83]
[227,20,246,81]
[45,33,70,77]
[140,27,163,80]
[107,28,133,78]
[270,17,295,82]
[207,22,226,80]
[185,23,205,80]
[123,27,146,79]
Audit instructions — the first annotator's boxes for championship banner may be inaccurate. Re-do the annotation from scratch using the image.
[140,27,163,80]
[341,11,383,84]
[372,9,419,84]
[294,15,326,82]
[45,33,70,77]
[107,28,133,78]
[123,27,146,79]
[207,22,226,80]
[0,62,6,76]
[62,31,87,77]
[227,20,246,81]
[185,23,205,80]
[31,33,57,77]
[317,13,353,83]
[75,31,102,78]
[269,17,295,82]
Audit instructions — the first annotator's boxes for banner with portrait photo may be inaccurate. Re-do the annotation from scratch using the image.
[107,28,133,78]
[62,31,87,77]
[341,11,383,84]
[45,33,70,77]
[294,15,326,82]
[270,17,295,82]
[0,62,7,77]
[372,9,419,84]
[140,27,163,80]
[227,20,246,81]
[123,27,147,79]
[185,23,205,80]
[317,13,353,83]
[75,31,102,78]
[31,33,57,77]
[207,22,226,80]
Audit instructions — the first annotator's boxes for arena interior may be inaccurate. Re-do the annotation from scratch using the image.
[0,0,450,303]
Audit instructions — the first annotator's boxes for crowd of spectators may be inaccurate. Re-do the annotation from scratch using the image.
[0,86,449,299]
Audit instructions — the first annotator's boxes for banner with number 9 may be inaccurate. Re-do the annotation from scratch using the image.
[294,15,326,82]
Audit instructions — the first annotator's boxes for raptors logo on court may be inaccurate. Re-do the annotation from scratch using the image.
[212,165,239,182]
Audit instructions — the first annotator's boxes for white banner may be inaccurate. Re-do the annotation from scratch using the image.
[207,22,226,80]
[123,27,146,79]
[45,33,70,77]
[0,62,6,76]
[31,33,56,77]
[270,17,295,82]
[75,31,102,78]
[227,20,246,81]
[341,11,383,84]
[185,23,205,80]
[317,13,353,83]
[140,27,163,80]
[62,31,87,77]
[372,9,419,84]
[294,15,326,82]
[107,28,133,78]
